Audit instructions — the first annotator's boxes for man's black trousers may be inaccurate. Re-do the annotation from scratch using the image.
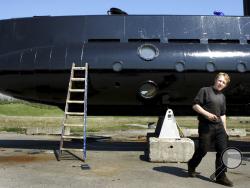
[188,122,228,178]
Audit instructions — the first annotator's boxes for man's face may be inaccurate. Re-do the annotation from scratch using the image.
[214,75,227,91]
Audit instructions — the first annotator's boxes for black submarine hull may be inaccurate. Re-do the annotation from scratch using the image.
[0,15,250,115]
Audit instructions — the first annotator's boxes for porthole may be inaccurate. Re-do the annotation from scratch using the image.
[206,62,215,72]
[138,44,159,61]
[115,82,120,88]
[237,62,246,72]
[139,81,158,99]
[175,61,185,72]
[113,61,123,72]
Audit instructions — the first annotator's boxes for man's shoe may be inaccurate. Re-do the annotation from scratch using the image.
[215,175,233,187]
[188,170,200,177]
[188,164,200,177]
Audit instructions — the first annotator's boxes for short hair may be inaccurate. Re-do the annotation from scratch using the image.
[215,72,230,86]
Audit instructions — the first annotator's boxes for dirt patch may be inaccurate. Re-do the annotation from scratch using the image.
[230,135,250,141]
[91,165,126,177]
[0,154,53,165]
[112,136,146,142]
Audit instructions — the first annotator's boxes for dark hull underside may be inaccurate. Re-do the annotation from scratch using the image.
[1,71,249,116]
[0,15,250,115]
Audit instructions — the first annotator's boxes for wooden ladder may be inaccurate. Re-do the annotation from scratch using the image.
[58,63,88,161]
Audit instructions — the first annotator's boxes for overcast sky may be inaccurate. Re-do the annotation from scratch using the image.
[0,0,244,20]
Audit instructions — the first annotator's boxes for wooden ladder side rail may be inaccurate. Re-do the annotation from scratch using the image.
[58,63,76,159]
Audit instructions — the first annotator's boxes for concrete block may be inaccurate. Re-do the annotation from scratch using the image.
[228,128,246,137]
[26,127,70,135]
[148,137,194,163]
[182,128,247,137]
[182,129,198,137]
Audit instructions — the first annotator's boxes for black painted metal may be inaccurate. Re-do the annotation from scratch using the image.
[0,15,250,115]
[244,0,250,16]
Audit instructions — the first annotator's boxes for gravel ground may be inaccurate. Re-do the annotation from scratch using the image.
[0,132,249,188]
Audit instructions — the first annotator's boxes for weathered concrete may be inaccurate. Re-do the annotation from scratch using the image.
[182,128,199,137]
[0,133,249,188]
[148,137,195,162]
[26,127,70,135]
[182,128,247,137]
[228,128,247,137]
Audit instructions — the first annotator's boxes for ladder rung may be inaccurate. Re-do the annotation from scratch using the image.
[73,67,86,71]
[66,112,84,116]
[69,89,85,92]
[67,100,85,104]
[62,135,83,139]
[64,123,83,127]
[71,78,85,81]
[61,148,84,152]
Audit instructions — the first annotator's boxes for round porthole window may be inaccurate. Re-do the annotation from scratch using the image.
[206,62,216,72]
[113,61,123,72]
[139,81,158,99]
[138,44,159,61]
[236,62,246,72]
[175,61,185,72]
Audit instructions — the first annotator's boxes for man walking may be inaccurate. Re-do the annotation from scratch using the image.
[188,72,233,187]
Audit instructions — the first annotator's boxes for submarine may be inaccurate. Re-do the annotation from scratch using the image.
[0,4,250,116]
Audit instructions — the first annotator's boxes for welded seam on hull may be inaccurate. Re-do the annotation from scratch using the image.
[80,43,85,66]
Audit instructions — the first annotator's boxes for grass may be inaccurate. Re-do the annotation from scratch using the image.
[177,117,250,129]
[0,102,63,116]
[0,127,25,134]
[0,101,249,133]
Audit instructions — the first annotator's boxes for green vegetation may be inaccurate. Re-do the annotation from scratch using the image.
[0,101,63,116]
[0,116,62,127]
[71,125,145,134]
[0,101,249,133]
[0,127,25,134]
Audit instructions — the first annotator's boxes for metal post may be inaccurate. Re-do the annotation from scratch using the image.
[83,63,88,160]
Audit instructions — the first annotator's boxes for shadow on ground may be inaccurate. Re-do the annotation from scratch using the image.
[0,136,249,154]
[153,166,212,182]
[0,136,146,152]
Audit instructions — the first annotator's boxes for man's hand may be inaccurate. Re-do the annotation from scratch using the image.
[206,113,219,122]
[193,104,220,123]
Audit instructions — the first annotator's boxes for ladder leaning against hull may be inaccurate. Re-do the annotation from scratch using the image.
[58,62,88,161]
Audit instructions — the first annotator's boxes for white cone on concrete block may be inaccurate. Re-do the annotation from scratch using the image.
[148,109,195,162]
[159,109,180,139]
